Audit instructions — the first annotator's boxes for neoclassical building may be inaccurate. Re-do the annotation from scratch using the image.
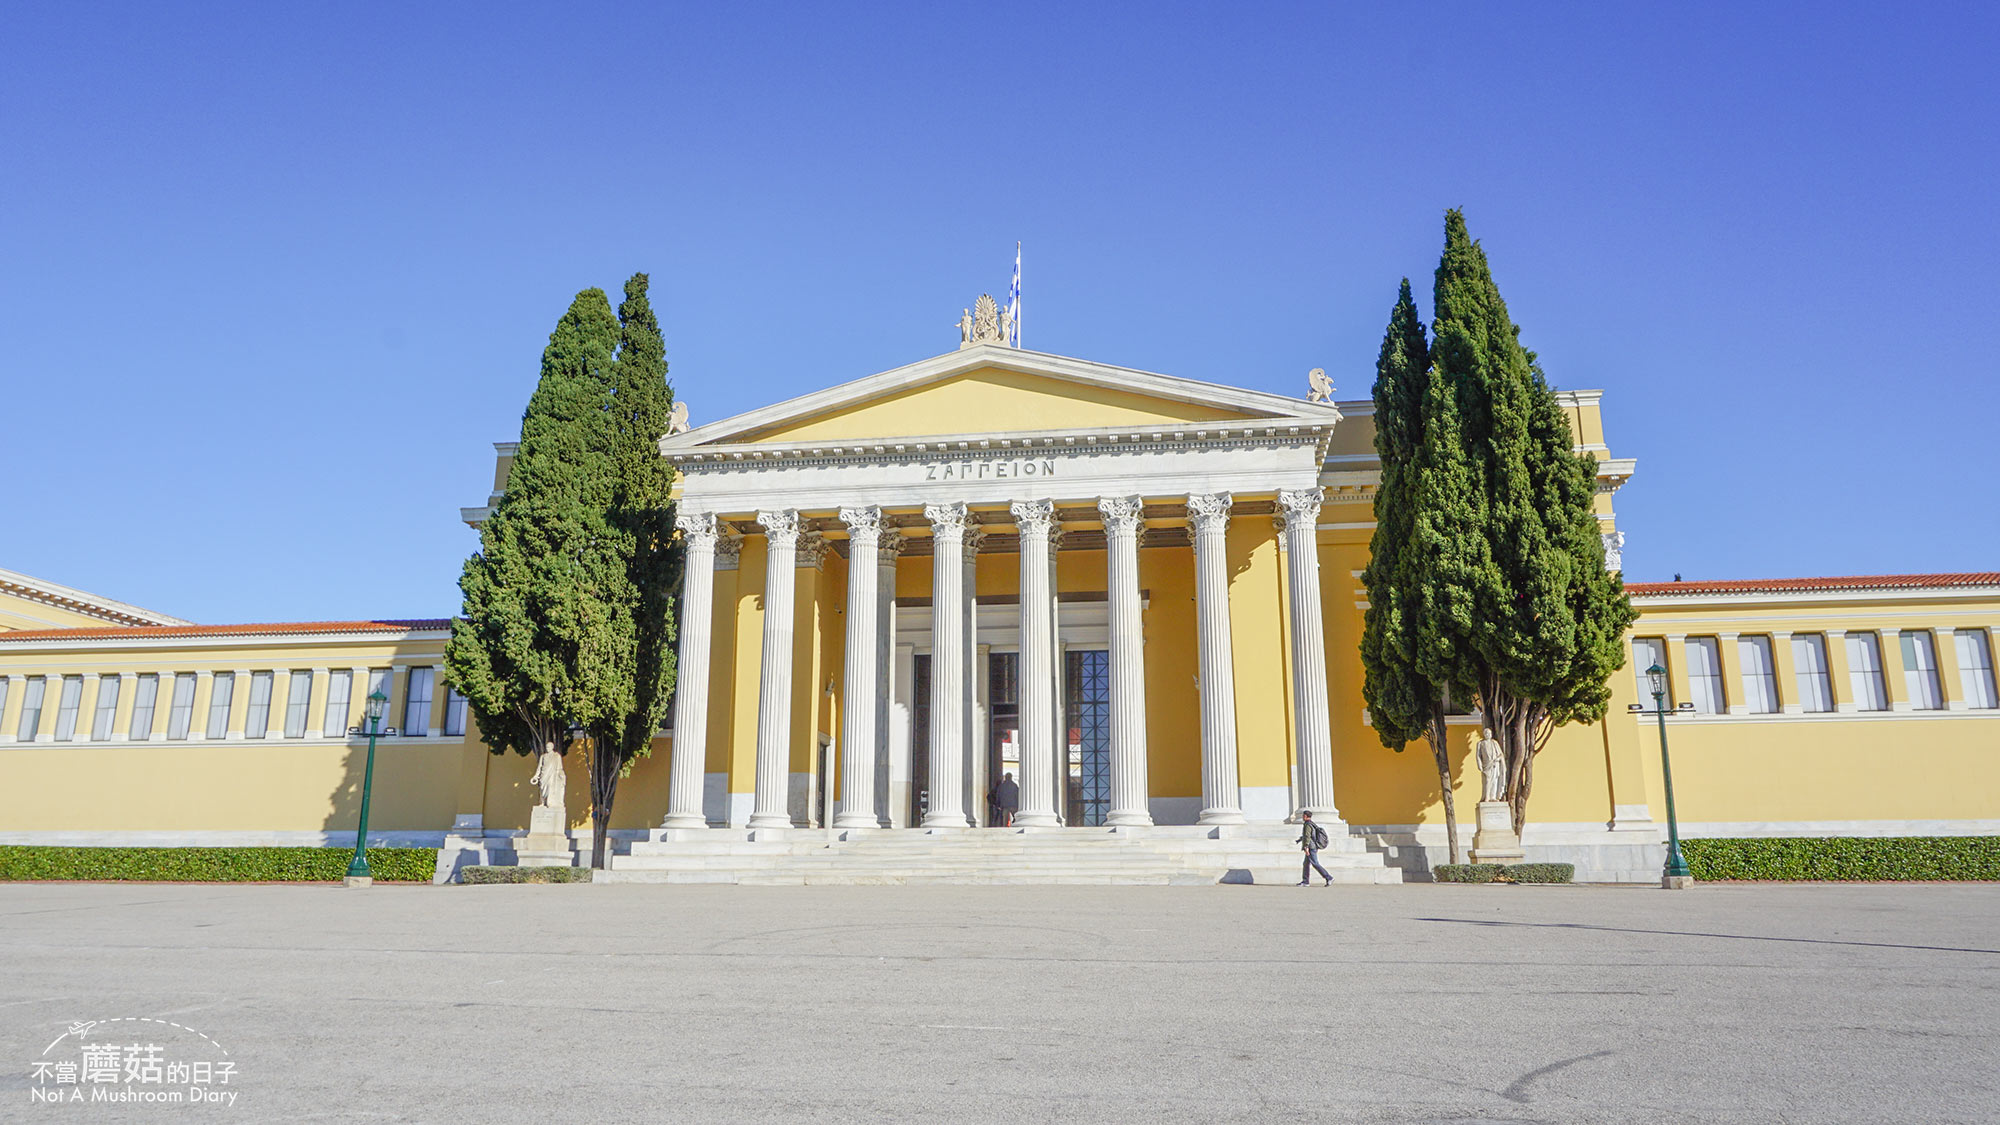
[2,328,1995,882]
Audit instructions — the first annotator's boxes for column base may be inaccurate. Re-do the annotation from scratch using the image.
[1105,810,1154,827]
[1198,809,1246,826]
[920,818,968,831]
[342,875,373,888]
[1012,811,1060,828]
[659,814,708,830]
[1662,874,1695,890]
[746,813,792,830]
[831,812,879,829]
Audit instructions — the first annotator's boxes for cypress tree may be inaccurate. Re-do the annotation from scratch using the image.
[1423,210,1636,831]
[582,273,681,869]
[447,289,628,820]
[1359,279,1465,863]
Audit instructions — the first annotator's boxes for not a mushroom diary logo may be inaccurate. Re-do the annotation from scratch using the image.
[28,1018,240,1108]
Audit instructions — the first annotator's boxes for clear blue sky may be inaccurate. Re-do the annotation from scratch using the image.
[3,4,1995,623]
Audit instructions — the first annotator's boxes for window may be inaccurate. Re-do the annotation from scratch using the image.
[367,668,392,731]
[323,670,353,736]
[1791,634,1834,713]
[1686,637,1726,714]
[1738,636,1779,714]
[16,676,46,740]
[91,677,121,741]
[128,674,159,740]
[284,670,313,738]
[205,672,235,740]
[166,673,197,740]
[1956,629,1998,710]
[245,672,275,738]
[54,676,84,741]
[1846,633,1889,711]
[0,679,8,733]
[444,687,469,737]
[404,668,434,735]
[1632,638,1671,706]
[1899,631,1944,711]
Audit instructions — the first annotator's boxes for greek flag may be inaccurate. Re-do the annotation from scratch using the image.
[1007,242,1021,348]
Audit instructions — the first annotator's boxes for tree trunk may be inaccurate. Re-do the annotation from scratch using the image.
[589,734,621,871]
[1426,704,1461,865]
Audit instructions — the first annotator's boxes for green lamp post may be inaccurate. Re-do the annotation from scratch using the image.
[343,689,390,888]
[1644,663,1694,889]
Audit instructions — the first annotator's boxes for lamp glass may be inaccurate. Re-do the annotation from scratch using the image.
[1645,663,1667,699]
[364,689,388,722]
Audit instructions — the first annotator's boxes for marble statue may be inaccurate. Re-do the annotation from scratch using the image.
[1601,530,1626,573]
[956,308,974,345]
[1476,728,1505,803]
[530,744,565,809]
[957,295,1016,349]
[1307,367,1334,403]
[667,400,690,436]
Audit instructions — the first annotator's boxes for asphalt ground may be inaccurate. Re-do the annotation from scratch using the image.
[1,881,1996,1124]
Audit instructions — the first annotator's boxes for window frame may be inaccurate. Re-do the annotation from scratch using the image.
[1738,635,1780,714]
[1790,634,1834,713]
[1955,628,1998,710]
[1846,632,1889,712]
[1685,637,1727,715]
[204,671,235,740]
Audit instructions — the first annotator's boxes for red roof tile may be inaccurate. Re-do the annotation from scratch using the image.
[1626,573,1999,597]
[0,619,451,642]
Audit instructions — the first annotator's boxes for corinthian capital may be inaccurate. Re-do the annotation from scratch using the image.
[1010,499,1056,539]
[756,509,800,546]
[1276,488,1323,527]
[923,501,969,537]
[796,532,829,569]
[838,505,884,542]
[675,511,719,550]
[1097,496,1144,537]
[1186,492,1233,534]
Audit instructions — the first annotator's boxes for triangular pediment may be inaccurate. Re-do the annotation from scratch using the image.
[663,344,1338,452]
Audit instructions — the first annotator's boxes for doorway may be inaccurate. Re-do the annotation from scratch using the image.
[1064,649,1110,826]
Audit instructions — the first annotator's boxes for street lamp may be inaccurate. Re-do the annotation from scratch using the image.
[344,690,390,888]
[1642,663,1694,889]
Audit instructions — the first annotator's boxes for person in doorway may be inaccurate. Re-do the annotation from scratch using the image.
[1297,810,1333,886]
[990,772,1020,827]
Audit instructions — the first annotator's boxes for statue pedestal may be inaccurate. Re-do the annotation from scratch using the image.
[1469,800,1525,865]
[517,804,574,867]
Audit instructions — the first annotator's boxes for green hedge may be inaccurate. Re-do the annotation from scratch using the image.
[1434,862,1575,884]
[461,865,593,884]
[1681,837,2000,881]
[0,846,436,883]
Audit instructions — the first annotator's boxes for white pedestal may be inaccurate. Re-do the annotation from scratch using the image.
[517,804,574,867]
[1469,800,1525,864]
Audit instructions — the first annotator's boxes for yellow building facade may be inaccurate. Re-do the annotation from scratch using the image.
[2,341,1995,881]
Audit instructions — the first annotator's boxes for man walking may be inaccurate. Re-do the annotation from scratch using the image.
[1297,810,1333,886]
[991,771,1020,827]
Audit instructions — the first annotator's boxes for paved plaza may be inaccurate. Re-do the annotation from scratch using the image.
[1,881,1996,1123]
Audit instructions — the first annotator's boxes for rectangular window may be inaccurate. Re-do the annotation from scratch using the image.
[284,670,313,737]
[128,674,159,740]
[166,673,197,740]
[1632,638,1670,706]
[444,687,469,737]
[1899,631,1944,710]
[1846,633,1889,711]
[245,672,275,738]
[17,676,47,740]
[91,676,121,741]
[368,668,392,731]
[1791,634,1834,713]
[1738,636,1779,714]
[205,672,235,740]
[1956,629,1998,710]
[0,679,8,733]
[323,670,353,736]
[1686,637,1726,714]
[404,668,434,735]
[53,676,84,741]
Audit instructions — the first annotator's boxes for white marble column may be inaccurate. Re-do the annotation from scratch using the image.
[923,502,969,828]
[661,512,719,829]
[962,524,984,826]
[1011,500,1060,827]
[1188,492,1244,825]
[874,531,903,826]
[1099,496,1152,826]
[748,509,800,830]
[1278,488,1340,823]
[834,506,883,829]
